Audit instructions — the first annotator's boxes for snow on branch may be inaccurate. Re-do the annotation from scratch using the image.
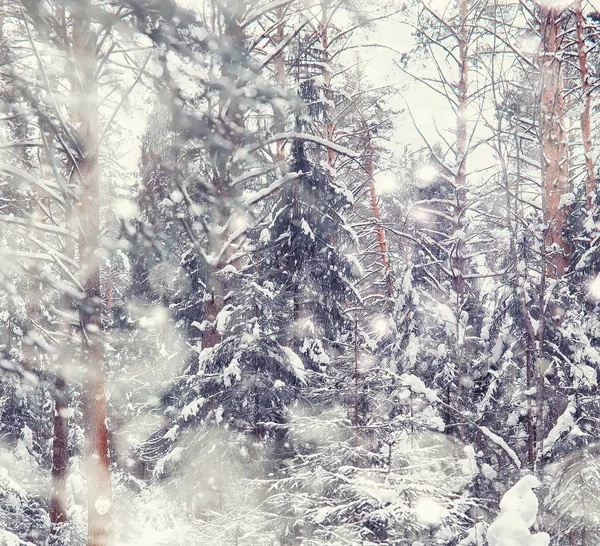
[234,133,360,162]
[0,215,73,236]
[0,163,66,204]
[542,401,575,456]
[239,172,299,207]
[241,0,294,28]
[479,426,521,469]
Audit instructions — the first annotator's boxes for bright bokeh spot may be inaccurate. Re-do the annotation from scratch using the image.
[374,172,399,194]
[414,497,449,527]
[372,316,392,337]
[113,197,139,220]
[519,35,540,55]
[415,165,438,188]
[589,274,600,300]
[537,0,574,8]
[410,206,433,224]
[230,211,249,232]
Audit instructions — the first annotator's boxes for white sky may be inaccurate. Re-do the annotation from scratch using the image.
[116,0,596,200]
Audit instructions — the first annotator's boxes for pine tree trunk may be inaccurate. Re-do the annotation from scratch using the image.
[50,375,68,530]
[354,318,360,447]
[274,6,286,162]
[500,127,537,465]
[363,123,393,296]
[456,0,469,194]
[50,147,71,537]
[201,2,246,349]
[575,0,595,211]
[540,5,569,278]
[320,1,335,172]
[454,0,469,404]
[72,4,114,545]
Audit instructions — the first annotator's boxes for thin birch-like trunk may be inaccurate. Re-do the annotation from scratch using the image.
[454,0,469,404]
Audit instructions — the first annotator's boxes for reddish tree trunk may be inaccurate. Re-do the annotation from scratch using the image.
[540,5,570,278]
[575,0,595,211]
[320,1,335,172]
[72,4,114,545]
[363,124,393,296]
[50,271,72,538]
[50,376,68,528]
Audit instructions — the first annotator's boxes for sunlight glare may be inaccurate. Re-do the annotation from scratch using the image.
[415,165,438,188]
[589,274,600,300]
[374,172,399,195]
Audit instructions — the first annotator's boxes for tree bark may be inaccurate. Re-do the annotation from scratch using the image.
[540,4,569,278]
[575,0,595,211]
[274,5,287,163]
[363,122,393,297]
[49,145,71,538]
[499,126,536,465]
[320,0,335,173]
[72,4,114,545]
[201,1,247,349]
[454,0,469,404]
[50,375,69,530]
